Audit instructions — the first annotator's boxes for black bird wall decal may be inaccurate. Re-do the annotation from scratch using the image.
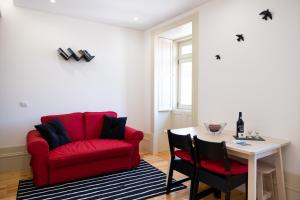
[215,55,221,60]
[236,34,244,42]
[259,9,272,20]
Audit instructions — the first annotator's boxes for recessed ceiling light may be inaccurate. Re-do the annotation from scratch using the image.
[133,17,139,22]
[50,0,56,3]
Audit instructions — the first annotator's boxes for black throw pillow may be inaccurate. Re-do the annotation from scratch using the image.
[101,115,127,140]
[35,123,60,150]
[48,118,70,145]
[35,118,70,150]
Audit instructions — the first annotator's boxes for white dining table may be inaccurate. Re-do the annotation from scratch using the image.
[168,126,290,200]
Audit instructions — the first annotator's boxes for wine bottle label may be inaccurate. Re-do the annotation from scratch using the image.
[237,125,244,133]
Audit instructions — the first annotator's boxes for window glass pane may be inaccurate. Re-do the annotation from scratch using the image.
[179,61,192,106]
[181,44,192,55]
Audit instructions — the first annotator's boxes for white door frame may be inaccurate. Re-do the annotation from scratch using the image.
[150,13,199,154]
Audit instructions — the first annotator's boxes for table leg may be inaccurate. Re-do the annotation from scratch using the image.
[248,154,257,200]
[275,148,286,200]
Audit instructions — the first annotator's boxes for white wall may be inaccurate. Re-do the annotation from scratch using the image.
[0,0,145,147]
[197,0,300,176]
[144,0,300,177]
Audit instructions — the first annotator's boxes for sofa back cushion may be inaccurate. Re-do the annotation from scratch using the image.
[41,113,84,142]
[84,111,117,139]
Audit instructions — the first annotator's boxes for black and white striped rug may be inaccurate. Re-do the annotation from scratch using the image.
[17,160,186,200]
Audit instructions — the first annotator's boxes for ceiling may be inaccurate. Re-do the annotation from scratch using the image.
[13,0,208,30]
[159,22,192,40]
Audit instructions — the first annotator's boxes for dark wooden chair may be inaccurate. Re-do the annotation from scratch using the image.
[166,130,196,199]
[192,136,248,200]
[166,130,216,200]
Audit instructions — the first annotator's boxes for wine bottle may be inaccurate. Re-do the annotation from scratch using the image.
[236,112,244,137]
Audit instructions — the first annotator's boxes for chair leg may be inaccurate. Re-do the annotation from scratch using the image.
[189,170,196,200]
[214,189,221,199]
[166,161,174,194]
[191,170,200,200]
[245,179,248,200]
[225,192,231,200]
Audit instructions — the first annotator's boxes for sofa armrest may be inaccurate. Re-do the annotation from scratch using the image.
[124,126,144,145]
[27,130,49,156]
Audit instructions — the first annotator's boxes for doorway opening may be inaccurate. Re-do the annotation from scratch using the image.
[152,16,198,153]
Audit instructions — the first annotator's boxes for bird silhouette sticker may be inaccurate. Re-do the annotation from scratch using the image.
[259,9,272,20]
[236,34,244,42]
[215,55,221,60]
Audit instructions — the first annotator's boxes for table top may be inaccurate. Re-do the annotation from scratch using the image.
[169,126,290,155]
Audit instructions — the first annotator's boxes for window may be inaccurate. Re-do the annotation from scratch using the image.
[157,37,173,111]
[156,37,192,112]
[177,40,192,110]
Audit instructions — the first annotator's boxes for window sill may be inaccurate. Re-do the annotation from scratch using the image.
[172,109,192,114]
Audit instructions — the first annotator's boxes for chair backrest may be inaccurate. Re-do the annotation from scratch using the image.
[193,136,230,171]
[167,130,194,158]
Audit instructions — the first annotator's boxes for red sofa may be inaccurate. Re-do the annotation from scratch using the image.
[26,111,144,187]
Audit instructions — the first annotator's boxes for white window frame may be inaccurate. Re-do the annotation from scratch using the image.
[177,39,192,110]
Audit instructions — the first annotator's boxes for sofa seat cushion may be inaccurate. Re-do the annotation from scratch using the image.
[48,139,133,169]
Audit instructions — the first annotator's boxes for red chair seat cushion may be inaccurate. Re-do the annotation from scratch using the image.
[174,150,193,163]
[49,139,133,169]
[174,150,247,175]
[200,159,248,175]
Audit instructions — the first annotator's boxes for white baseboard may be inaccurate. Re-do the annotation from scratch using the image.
[140,132,153,153]
[0,145,30,172]
[285,172,300,200]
